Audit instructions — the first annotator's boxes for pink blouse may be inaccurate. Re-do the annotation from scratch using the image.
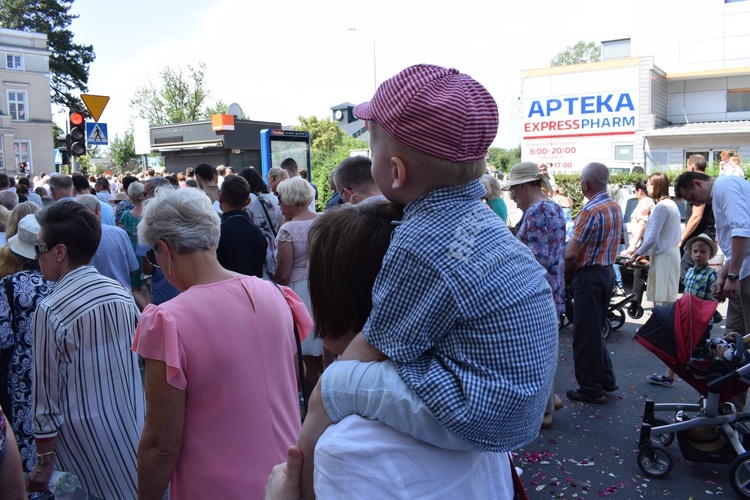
[133,276,312,499]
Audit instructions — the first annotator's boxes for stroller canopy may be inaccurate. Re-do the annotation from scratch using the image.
[636,293,717,366]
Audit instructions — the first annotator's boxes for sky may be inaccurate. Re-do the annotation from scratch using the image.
[63,0,634,149]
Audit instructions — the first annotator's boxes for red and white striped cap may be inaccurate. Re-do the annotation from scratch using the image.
[353,64,498,163]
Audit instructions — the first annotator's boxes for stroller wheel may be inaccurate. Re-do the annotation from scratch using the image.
[648,418,675,447]
[637,444,673,478]
[602,318,612,340]
[608,308,626,331]
[730,452,750,498]
[628,304,644,319]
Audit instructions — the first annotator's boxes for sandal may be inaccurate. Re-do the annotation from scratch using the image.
[647,374,674,387]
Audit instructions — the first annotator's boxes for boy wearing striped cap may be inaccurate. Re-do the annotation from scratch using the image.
[297,64,558,497]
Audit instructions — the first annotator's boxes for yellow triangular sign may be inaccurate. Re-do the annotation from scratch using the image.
[81,94,110,122]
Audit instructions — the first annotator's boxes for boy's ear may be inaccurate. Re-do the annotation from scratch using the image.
[390,156,407,190]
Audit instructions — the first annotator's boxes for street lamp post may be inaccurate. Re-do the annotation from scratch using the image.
[348,28,377,93]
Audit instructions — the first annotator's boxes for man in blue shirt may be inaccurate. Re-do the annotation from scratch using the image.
[75,194,138,290]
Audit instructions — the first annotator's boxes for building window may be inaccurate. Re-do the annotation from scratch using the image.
[7,91,27,121]
[614,144,634,161]
[728,89,750,112]
[0,141,4,172]
[14,140,30,172]
[5,54,23,70]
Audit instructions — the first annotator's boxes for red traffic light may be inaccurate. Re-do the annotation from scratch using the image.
[70,112,85,126]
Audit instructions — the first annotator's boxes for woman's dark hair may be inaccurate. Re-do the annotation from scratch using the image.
[121,175,138,193]
[238,167,269,194]
[308,202,403,340]
[36,200,101,267]
[634,180,647,193]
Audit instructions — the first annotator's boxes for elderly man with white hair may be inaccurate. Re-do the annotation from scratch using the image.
[75,194,138,290]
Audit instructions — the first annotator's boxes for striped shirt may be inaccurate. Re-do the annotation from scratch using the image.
[572,190,623,268]
[684,264,717,301]
[32,266,144,499]
[363,180,558,452]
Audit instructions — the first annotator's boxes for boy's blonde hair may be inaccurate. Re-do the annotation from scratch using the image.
[380,126,485,188]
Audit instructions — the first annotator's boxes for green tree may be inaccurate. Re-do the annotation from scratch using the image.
[310,136,369,212]
[130,63,210,125]
[0,0,95,109]
[550,41,601,67]
[487,146,521,173]
[109,130,140,171]
[294,116,345,153]
[203,99,249,119]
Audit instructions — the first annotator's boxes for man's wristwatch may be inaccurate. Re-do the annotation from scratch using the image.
[727,274,740,281]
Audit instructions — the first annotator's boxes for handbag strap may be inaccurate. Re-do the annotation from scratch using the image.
[257,194,277,237]
[263,280,308,415]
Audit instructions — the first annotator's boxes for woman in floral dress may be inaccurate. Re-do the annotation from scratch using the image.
[503,162,566,429]
[0,215,54,476]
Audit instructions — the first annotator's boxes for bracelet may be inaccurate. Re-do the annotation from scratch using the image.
[36,450,55,466]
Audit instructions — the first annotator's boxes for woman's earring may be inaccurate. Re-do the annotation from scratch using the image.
[168,261,173,275]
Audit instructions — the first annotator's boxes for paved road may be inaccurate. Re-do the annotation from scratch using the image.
[517,281,740,499]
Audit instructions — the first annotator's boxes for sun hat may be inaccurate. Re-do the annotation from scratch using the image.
[685,233,718,259]
[501,162,551,191]
[7,214,40,260]
[353,64,498,163]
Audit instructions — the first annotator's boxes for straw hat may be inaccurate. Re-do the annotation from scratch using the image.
[7,214,40,260]
[501,162,551,191]
[685,233,717,259]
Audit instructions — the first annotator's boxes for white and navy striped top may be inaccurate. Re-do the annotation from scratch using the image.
[32,265,144,499]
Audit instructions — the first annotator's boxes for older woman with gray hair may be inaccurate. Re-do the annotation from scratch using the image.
[274,176,322,392]
[119,181,149,308]
[133,187,311,499]
[479,174,508,223]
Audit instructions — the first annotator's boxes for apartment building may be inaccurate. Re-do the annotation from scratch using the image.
[0,28,54,176]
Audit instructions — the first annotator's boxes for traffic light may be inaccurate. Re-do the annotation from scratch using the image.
[69,111,86,157]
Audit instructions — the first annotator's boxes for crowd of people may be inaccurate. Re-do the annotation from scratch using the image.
[0,62,748,499]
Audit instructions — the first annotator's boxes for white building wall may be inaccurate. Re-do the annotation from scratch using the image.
[0,28,53,176]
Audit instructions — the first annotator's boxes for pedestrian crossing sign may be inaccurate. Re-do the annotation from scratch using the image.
[86,122,108,145]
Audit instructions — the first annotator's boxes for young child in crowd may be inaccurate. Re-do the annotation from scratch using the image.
[296,64,559,498]
[649,233,718,387]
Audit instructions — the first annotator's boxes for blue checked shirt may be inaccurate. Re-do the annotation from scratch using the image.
[362,180,559,452]
[684,264,717,301]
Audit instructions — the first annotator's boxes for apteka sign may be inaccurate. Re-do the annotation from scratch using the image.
[523,92,636,139]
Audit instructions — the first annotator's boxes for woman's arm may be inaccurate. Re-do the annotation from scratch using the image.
[138,358,185,500]
[274,241,294,286]
[0,412,27,499]
[633,202,666,258]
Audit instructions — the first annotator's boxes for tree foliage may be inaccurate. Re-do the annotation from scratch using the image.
[550,41,601,67]
[0,0,95,109]
[203,99,249,120]
[487,146,521,173]
[130,63,212,125]
[294,116,346,153]
[310,135,369,212]
[109,130,140,172]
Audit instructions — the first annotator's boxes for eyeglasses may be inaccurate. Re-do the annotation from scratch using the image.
[146,247,160,268]
[34,243,55,259]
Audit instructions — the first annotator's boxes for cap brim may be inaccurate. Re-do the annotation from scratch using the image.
[353,100,374,121]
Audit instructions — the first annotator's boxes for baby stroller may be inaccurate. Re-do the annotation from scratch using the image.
[635,293,750,498]
[608,255,649,332]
